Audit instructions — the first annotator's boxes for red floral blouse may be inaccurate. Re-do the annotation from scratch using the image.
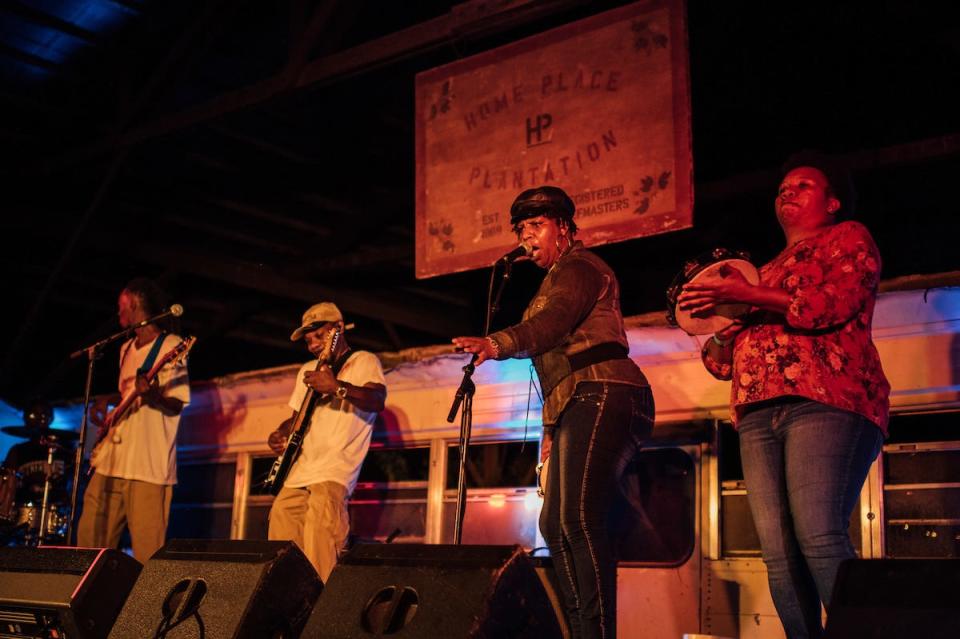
[703,221,890,434]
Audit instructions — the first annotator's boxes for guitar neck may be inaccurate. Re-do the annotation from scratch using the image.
[289,358,326,434]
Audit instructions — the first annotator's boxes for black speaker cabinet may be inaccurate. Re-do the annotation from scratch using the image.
[302,544,562,638]
[0,546,142,639]
[108,539,322,639]
[825,558,960,638]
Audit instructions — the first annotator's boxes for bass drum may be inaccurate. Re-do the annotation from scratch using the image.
[17,502,70,538]
[666,248,759,336]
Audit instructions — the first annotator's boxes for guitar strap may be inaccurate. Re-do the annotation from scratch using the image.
[331,348,353,377]
[136,332,169,375]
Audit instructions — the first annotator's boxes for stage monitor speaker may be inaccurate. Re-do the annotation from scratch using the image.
[302,543,562,639]
[824,558,960,639]
[108,539,322,639]
[0,546,142,639]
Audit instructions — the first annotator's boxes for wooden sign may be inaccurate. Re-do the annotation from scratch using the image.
[415,0,692,278]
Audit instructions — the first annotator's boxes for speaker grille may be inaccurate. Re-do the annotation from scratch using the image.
[303,544,561,639]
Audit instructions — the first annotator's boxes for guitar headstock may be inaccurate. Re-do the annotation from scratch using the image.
[171,336,196,367]
[147,336,196,379]
[319,327,340,364]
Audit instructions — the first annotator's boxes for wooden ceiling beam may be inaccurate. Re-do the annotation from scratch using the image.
[103,0,147,14]
[282,0,340,81]
[83,234,470,337]
[32,0,590,174]
[0,43,60,71]
[3,2,101,44]
[303,245,413,273]
[697,132,960,203]
[205,197,333,238]
[1,153,127,390]
[209,124,317,164]
[165,213,304,256]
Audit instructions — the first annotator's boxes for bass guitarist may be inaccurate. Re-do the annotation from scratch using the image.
[266,302,385,582]
[77,278,190,561]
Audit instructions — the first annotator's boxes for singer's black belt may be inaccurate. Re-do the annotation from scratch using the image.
[567,342,630,372]
[538,342,632,397]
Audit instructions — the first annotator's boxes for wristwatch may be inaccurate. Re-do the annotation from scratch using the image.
[335,384,349,400]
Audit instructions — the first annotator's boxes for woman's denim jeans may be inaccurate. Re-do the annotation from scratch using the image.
[738,399,883,639]
[539,382,655,639]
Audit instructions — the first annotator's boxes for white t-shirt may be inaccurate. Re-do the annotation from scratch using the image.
[91,333,191,485]
[284,351,385,494]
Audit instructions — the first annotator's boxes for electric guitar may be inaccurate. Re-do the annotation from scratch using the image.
[263,327,340,496]
[89,336,196,466]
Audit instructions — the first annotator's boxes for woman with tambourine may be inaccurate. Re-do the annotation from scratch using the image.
[677,152,890,639]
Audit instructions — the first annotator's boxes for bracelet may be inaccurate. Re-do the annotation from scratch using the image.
[712,335,733,347]
[486,336,502,359]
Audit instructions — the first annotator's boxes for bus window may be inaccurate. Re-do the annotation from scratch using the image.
[613,447,696,565]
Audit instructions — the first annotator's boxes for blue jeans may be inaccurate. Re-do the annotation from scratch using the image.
[738,398,883,639]
[540,382,655,639]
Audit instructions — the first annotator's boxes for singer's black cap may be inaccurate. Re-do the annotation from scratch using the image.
[510,186,577,229]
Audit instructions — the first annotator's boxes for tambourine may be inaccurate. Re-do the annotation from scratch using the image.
[666,248,759,336]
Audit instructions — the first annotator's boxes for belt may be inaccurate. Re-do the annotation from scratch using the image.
[567,342,630,373]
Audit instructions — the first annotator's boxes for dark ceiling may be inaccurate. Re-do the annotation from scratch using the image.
[1,0,958,408]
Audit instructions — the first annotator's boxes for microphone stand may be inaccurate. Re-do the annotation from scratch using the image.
[65,322,143,544]
[447,257,515,545]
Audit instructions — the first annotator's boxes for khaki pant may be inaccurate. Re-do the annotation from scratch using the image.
[268,481,349,583]
[77,472,172,561]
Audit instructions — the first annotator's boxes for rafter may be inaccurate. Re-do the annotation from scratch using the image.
[166,213,304,256]
[205,198,333,238]
[209,124,317,164]
[3,2,101,44]
[0,43,60,71]
[32,0,591,175]
[82,233,471,337]
[282,0,340,82]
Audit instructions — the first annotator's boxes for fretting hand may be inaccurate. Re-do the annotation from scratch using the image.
[135,373,162,405]
[303,364,340,394]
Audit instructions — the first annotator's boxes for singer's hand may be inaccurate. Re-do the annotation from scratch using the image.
[451,336,496,365]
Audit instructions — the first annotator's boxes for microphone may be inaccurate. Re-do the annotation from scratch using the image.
[500,242,532,262]
[132,304,184,329]
[69,304,186,359]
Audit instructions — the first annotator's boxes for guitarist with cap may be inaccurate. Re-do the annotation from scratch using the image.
[77,278,191,561]
[266,301,386,582]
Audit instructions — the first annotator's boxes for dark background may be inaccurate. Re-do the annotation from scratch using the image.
[1,0,957,409]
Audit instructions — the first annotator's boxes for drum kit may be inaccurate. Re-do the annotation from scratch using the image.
[0,424,78,546]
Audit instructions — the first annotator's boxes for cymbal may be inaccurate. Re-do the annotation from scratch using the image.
[0,426,80,442]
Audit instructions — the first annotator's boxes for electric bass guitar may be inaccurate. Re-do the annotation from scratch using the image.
[89,336,196,466]
[263,327,340,496]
